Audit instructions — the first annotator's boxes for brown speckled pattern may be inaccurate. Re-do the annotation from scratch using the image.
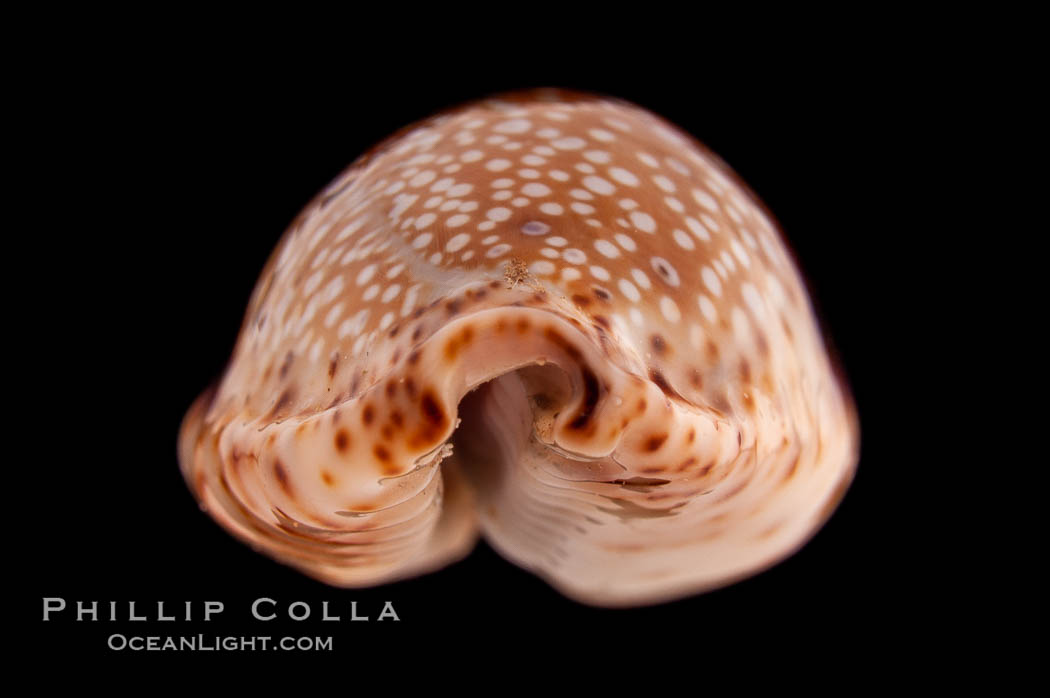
[178,89,859,606]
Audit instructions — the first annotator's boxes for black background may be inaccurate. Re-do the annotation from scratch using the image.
[22,36,942,664]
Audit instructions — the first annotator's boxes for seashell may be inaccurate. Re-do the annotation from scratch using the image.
[178,89,859,607]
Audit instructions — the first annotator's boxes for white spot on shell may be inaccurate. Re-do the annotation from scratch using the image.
[561,267,582,282]
[650,257,680,287]
[660,297,681,323]
[618,279,640,302]
[446,233,471,252]
[692,188,719,212]
[522,182,551,197]
[583,176,615,196]
[702,266,722,297]
[522,220,550,236]
[356,264,377,286]
[595,239,620,258]
[552,137,586,150]
[614,233,637,252]
[494,118,531,134]
[637,152,659,168]
[630,211,656,233]
[653,175,676,193]
[609,167,639,186]
[563,248,586,265]
[530,260,556,275]
[590,266,610,281]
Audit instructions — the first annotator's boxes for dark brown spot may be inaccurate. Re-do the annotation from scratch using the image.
[404,377,417,398]
[362,404,375,426]
[740,360,752,384]
[686,427,696,443]
[592,287,611,301]
[532,392,554,410]
[391,348,402,365]
[640,465,666,475]
[571,293,592,307]
[742,391,755,413]
[689,368,703,389]
[407,349,421,365]
[412,325,424,342]
[712,391,731,413]
[611,476,670,490]
[715,478,749,503]
[273,460,291,495]
[444,337,461,361]
[267,388,294,420]
[650,334,667,355]
[756,331,770,357]
[699,461,715,476]
[495,318,507,333]
[385,380,397,398]
[645,433,669,451]
[374,444,391,462]
[568,368,600,431]
[389,324,401,338]
[421,390,446,427]
[279,351,294,380]
[320,470,335,487]
[677,456,698,472]
[391,410,404,428]
[328,353,339,379]
[593,315,611,330]
[381,425,394,440]
[649,369,688,402]
[705,340,719,362]
[446,298,462,316]
[636,398,647,414]
[516,318,530,333]
[543,327,582,360]
[335,429,351,453]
